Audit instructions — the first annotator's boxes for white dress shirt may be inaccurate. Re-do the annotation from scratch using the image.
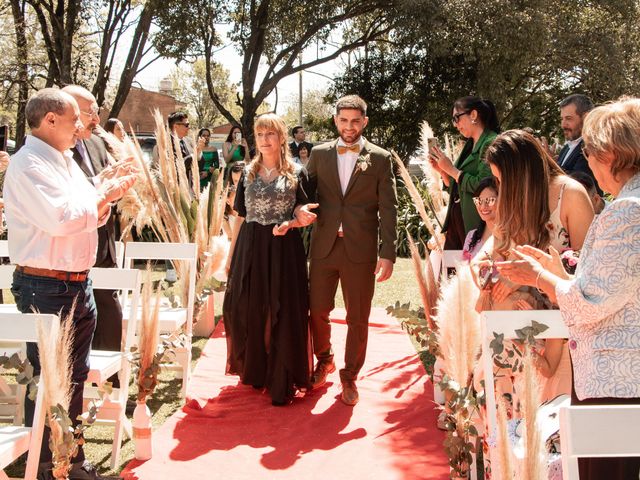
[336,136,365,194]
[4,135,101,271]
[561,137,582,166]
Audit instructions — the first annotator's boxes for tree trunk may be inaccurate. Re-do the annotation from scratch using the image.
[10,0,29,148]
[108,3,154,119]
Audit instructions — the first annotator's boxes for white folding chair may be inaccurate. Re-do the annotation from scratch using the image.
[0,241,9,259]
[0,312,56,480]
[0,265,24,425]
[480,309,569,435]
[85,267,141,469]
[123,242,197,398]
[560,404,640,479]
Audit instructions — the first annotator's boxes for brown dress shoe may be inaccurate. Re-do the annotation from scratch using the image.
[311,360,336,388]
[341,380,359,406]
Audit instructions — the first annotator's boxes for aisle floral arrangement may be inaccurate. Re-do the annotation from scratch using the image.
[100,112,229,323]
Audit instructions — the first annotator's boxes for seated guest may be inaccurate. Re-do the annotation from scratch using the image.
[570,170,605,214]
[497,97,640,480]
[4,87,136,479]
[462,176,498,261]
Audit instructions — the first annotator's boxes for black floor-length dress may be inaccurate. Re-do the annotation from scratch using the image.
[223,164,312,404]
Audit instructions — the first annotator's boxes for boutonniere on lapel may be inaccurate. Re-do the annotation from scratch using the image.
[356,153,371,172]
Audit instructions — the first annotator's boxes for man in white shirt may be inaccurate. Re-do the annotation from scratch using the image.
[4,88,136,480]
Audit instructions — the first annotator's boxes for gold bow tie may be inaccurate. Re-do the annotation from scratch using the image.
[337,144,361,155]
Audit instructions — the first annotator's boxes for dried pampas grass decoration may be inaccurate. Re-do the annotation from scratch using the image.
[494,398,514,480]
[36,305,75,479]
[435,264,481,385]
[392,151,443,251]
[419,121,447,225]
[137,267,162,402]
[520,349,547,480]
[407,233,438,331]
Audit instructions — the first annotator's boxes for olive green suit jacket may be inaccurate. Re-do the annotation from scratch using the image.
[306,139,398,263]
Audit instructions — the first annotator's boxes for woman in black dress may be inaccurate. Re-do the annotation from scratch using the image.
[223,113,312,405]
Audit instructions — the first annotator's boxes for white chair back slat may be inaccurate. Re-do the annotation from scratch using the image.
[481,310,569,434]
[115,241,125,269]
[0,265,14,290]
[124,242,198,261]
[0,313,57,479]
[0,240,9,259]
[560,405,640,480]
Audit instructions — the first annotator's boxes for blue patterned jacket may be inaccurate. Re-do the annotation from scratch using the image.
[556,173,640,400]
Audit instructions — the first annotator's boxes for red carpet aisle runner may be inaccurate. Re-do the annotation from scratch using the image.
[122,308,449,480]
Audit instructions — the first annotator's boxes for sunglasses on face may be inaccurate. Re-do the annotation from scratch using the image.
[472,196,497,207]
[176,122,190,128]
[452,111,470,125]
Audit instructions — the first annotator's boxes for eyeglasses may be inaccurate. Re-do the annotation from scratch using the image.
[452,111,470,125]
[581,144,592,158]
[80,107,100,118]
[472,196,497,207]
[176,122,190,128]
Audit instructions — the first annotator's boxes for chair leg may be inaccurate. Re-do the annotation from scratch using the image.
[110,411,125,470]
[14,384,26,426]
[179,347,192,399]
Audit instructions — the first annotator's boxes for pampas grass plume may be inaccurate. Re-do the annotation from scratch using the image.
[407,232,437,331]
[435,264,481,385]
[521,348,547,480]
[495,398,514,479]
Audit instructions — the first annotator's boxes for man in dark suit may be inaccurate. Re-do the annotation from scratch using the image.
[288,125,313,158]
[63,86,123,388]
[557,94,601,192]
[296,95,397,406]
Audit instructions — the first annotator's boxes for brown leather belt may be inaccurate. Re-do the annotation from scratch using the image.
[337,231,344,238]
[16,265,89,282]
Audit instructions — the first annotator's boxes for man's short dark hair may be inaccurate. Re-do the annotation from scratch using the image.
[292,125,304,136]
[335,95,367,116]
[168,111,188,129]
[570,171,597,195]
[560,94,594,116]
[25,88,71,129]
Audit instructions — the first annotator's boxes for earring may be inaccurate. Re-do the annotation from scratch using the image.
[472,119,477,124]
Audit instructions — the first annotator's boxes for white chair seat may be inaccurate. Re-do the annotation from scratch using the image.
[0,426,31,469]
[87,350,123,385]
[123,305,187,334]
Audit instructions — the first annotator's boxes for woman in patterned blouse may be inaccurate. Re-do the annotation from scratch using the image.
[498,97,640,479]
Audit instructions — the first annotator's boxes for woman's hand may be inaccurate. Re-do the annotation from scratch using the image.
[272,221,290,236]
[490,277,516,303]
[495,250,544,288]
[515,245,570,280]
[429,145,456,178]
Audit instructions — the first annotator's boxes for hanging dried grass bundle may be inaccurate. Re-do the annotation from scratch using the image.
[419,121,447,222]
[407,232,438,331]
[435,264,481,385]
[137,268,162,403]
[520,349,547,480]
[392,151,443,251]
[36,305,76,479]
[494,397,514,480]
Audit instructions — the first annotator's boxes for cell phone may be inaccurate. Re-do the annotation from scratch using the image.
[427,136,438,151]
[0,125,8,152]
[234,132,242,142]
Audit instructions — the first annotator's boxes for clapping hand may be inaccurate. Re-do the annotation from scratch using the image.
[98,157,138,182]
[100,173,137,204]
[294,203,319,227]
[0,151,9,173]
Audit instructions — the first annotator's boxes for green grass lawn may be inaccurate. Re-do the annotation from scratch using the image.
[4,258,423,477]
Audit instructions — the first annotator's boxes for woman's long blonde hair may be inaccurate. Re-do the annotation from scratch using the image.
[246,113,297,185]
[485,130,563,257]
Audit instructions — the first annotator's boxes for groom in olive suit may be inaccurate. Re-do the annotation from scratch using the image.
[296,95,397,406]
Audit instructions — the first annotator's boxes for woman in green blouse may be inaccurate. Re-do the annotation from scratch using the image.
[429,96,500,249]
[223,125,250,180]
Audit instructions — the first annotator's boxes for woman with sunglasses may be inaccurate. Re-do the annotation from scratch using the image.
[462,177,498,261]
[429,96,500,249]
